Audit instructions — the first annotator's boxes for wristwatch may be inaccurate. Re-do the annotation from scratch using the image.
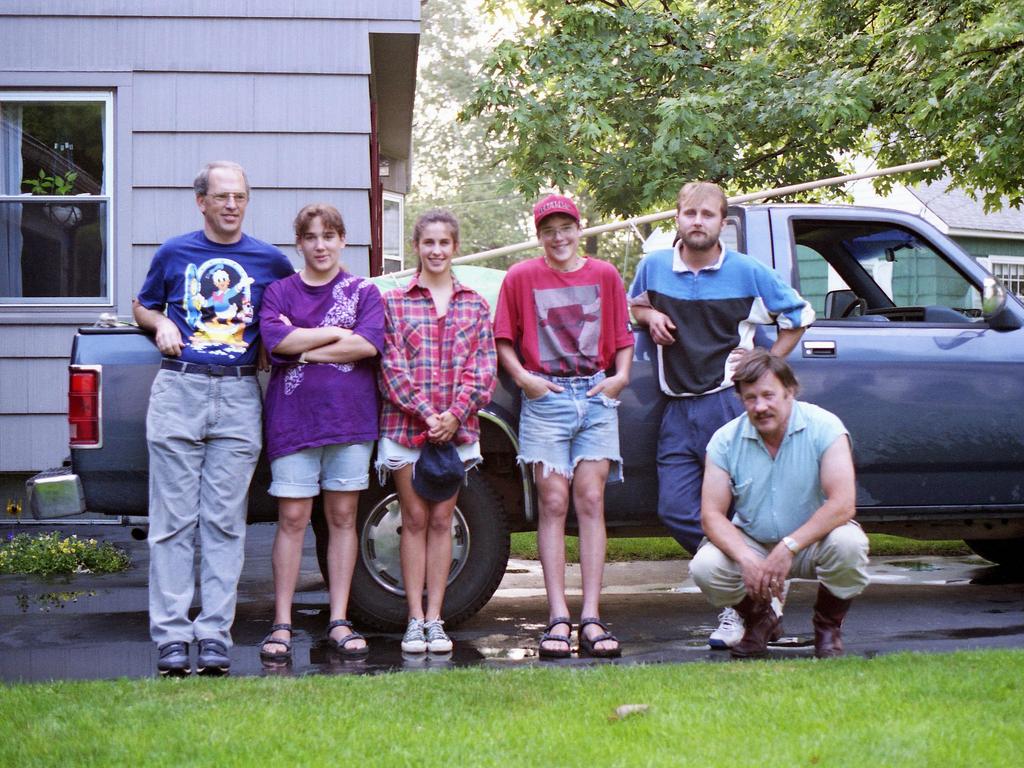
[782,536,801,554]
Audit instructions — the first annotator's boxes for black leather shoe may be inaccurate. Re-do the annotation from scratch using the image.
[157,641,191,677]
[196,638,230,676]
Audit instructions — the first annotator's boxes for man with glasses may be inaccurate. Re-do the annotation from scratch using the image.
[495,194,634,658]
[134,161,294,676]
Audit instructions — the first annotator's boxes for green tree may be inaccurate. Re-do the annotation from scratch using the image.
[465,0,1024,215]
[822,0,1024,210]
[406,0,531,260]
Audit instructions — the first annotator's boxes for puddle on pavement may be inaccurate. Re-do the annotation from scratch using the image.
[16,589,96,613]
[769,636,814,648]
[475,646,535,661]
[893,623,1024,642]
[886,560,938,571]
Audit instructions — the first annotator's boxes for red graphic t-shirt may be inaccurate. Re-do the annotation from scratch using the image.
[494,257,633,376]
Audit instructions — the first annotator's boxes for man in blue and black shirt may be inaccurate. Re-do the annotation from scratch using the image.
[629,181,815,647]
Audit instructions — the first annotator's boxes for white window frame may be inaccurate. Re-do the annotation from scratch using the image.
[382,190,404,274]
[0,90,114,306]
[977,255,1024,300]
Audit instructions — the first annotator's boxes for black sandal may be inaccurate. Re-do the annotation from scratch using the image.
[538,616,573,659]
[259,623,293,663]
[327,619,369,658]
[578,617,621,658]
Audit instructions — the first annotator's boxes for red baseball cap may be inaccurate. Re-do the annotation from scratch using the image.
[534,194,580,229]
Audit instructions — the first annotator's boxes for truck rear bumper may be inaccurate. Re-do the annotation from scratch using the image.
[26,467,87,519]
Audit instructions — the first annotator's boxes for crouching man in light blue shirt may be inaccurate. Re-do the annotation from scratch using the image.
[689,348,869,659]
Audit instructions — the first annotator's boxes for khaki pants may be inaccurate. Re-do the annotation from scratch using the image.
[690,521,870,606]
[146,368,263,648]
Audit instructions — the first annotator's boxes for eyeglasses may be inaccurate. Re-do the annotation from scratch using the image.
[207,192,249,204]
[539,224,578,239]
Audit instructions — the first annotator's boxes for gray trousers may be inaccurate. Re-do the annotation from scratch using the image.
[146,369,262,647]
[690,521,870,606]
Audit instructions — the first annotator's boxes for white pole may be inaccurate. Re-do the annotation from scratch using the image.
[384,159,943,278]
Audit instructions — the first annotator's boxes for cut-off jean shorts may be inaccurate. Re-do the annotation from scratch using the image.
[269,440,374,498]
[516,370,623,483]
[375,437,482,486]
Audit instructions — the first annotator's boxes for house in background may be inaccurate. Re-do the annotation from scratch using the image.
[849,173,1024,299]
[0,1,421,489]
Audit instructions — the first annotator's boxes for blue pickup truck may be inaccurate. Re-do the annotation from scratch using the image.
[28,203,1024,630]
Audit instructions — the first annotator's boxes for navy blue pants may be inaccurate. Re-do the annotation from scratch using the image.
[656,389,743,555]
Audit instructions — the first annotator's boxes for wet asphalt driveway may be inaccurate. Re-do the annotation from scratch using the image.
[1,522,1022,682]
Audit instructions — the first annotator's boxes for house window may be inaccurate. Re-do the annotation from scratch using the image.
[985,256,1024,299]
[0,92,112,304]
[382,191,404,274]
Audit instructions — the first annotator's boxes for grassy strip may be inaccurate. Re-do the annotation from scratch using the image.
[865,534,970,557]
[3,651,1021,766]
[511,532,686,561]
[510,532,972,562]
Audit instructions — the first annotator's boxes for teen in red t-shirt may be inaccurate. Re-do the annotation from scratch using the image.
[494,194,633,658]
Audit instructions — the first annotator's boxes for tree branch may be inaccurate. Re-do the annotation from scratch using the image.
[955,40,1024,60]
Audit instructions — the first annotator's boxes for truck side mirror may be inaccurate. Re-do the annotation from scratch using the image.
[982,276,1022,330]
[824,289,858,319]
[982,277,1005,317]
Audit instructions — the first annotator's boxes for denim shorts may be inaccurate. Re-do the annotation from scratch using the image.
[269,441,374,498]
[516,371,623,483]
[375,437,482,485]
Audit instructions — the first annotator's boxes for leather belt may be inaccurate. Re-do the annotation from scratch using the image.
[160,359,257,377]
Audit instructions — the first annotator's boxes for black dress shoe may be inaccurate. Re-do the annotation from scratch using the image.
[196,638,230,676]
[157,641,191,677]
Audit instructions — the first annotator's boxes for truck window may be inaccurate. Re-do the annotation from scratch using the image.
[791,220,983,323]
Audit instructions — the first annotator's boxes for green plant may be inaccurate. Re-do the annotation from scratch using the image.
[0,531,130,576]
[22,169,77,195]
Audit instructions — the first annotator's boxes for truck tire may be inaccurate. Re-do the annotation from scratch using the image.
[964,538,1024,567]
[345,471,511,632]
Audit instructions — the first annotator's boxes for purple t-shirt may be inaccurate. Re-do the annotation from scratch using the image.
[260,270,385,461]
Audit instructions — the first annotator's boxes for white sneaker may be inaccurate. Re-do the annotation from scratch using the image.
[424,619,453,653]
[401,618,427,653]
[709,607,745,649]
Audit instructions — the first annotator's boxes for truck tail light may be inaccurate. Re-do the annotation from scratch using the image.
[68,366,102,447]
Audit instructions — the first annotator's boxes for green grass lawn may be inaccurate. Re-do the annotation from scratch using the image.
[3,650,1021,766]
[510,532,972,562]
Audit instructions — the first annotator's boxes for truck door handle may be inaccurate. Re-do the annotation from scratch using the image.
[802,340,836,358]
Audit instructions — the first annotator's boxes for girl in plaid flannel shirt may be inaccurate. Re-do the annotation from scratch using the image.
[377,210,497,653]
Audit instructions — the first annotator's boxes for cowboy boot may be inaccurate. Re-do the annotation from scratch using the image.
[812,584,853,658]
[730,595,780,659]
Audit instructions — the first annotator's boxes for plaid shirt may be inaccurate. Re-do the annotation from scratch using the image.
[379,273,497,447]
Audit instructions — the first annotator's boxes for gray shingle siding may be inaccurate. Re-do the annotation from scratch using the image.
[0,1,419,472]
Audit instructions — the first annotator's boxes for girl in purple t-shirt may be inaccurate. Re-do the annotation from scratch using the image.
[257,204,385,663]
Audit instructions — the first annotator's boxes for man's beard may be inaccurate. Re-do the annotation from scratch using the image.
[679,229,718,251]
